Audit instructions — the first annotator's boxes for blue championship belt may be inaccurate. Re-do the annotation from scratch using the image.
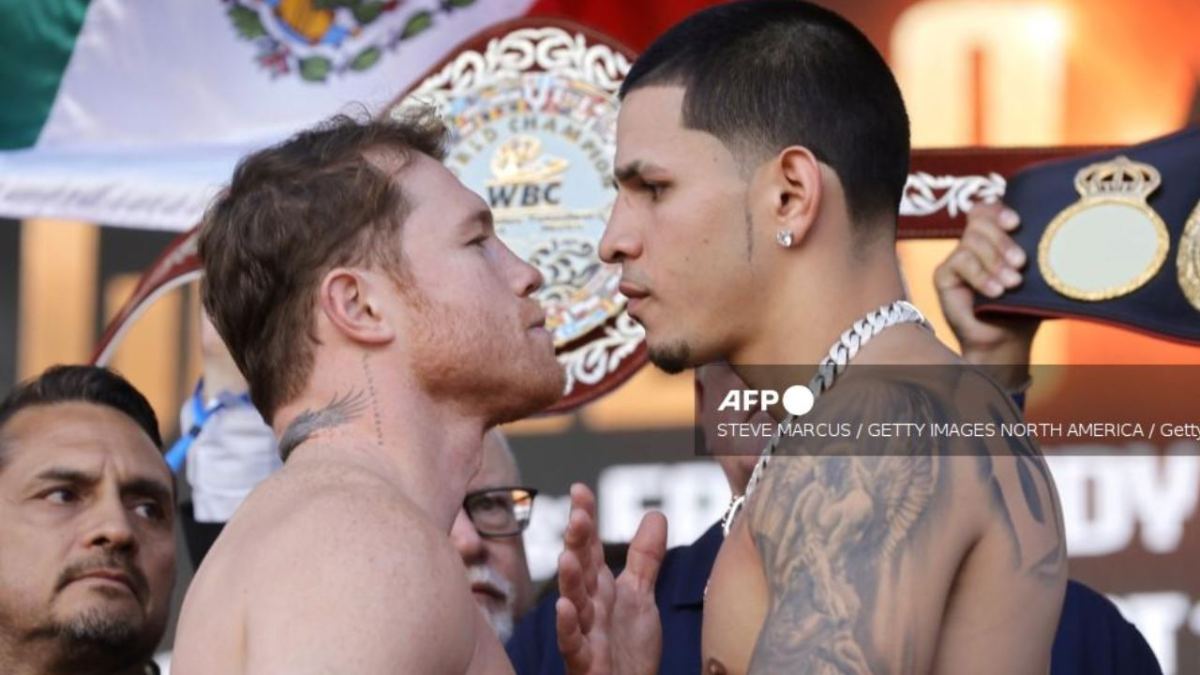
[976,126,1200,343]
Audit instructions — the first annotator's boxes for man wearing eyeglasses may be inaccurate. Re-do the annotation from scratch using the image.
[451,429,537,643]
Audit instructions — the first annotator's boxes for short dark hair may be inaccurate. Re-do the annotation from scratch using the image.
[0,366,163,467]
[199,110,448,422]
[621,0,910,232]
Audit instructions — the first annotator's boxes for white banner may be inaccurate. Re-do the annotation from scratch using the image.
[0,0,536,230]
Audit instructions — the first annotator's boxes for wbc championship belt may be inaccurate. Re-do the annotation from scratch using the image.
[91,17,1114,406]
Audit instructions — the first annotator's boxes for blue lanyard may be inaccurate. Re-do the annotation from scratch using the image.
[164,380,252,473]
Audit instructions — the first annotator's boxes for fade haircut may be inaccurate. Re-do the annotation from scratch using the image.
[199,111,448,423]
[621,0,910,233]
[0,366,162,468]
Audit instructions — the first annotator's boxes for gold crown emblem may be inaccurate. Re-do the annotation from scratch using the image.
[1073,155,1161,198]
[487,135,568,186]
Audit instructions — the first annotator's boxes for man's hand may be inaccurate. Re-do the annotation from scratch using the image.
[556,483,666,675]
[934,203,1041,387]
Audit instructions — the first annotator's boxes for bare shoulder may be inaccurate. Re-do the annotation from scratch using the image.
[769,364,1065,558]
[246,458,466,598]
[259,458,438,542]
[220,457,479,673]
[743,366,1064,673]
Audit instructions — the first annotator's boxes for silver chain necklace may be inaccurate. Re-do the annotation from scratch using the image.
[719,299,930,536]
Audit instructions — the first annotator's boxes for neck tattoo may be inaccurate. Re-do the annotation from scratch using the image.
[277,388,368,461]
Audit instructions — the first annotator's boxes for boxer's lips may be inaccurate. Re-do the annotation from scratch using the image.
[618,281,650,300]
[618,282,650,318]
[526,314,553,346]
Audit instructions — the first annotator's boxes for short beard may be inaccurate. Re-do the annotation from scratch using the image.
[465,564,516,643]
[405,285,565,424]
[486,607,515,644]
[648,341,693,374]
[28,606,148,672]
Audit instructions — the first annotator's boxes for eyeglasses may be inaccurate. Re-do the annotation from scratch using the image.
[462,486,538,539]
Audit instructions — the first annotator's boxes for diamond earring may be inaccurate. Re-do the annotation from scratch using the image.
[776,230,794,248]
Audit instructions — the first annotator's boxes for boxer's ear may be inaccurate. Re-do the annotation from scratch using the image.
[317,268,395,345]
[766,145,823,248]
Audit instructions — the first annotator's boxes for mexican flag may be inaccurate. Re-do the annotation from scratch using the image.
[0,0,538,231]
[0,0,719,231]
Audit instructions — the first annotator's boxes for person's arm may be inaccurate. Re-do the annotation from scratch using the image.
[743,381,979,673]
[245,497,489,674]
[933,203,1041,393]
[743,376,1064,673]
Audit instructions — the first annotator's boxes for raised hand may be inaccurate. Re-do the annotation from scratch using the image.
[556,483,666,675]
[933,203,1041,386]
